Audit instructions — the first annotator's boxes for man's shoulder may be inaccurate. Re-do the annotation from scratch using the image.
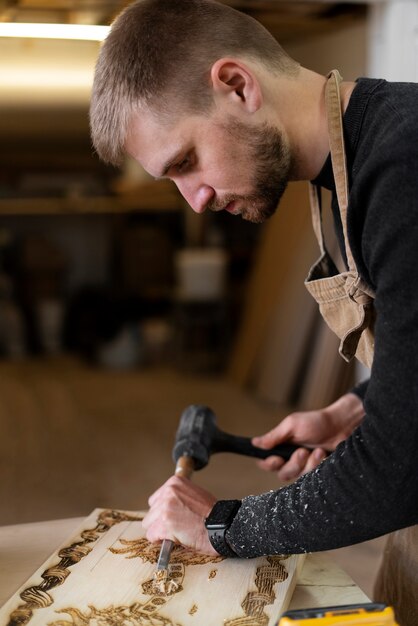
[351,77,418,159]
[356,77,418,126]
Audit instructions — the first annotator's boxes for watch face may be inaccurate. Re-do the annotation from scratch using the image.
[206,500,241,529]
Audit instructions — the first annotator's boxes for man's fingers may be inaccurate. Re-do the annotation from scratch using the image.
[253,427,287,449]
[256,446,318,476]
[142,506,159,531]
[302,448,327,474]
[252,434,270,448]
[252,415,298,450]
[143,490,178,525]
[144,517,177,543]
[143,491,185,541]
[148,475,186,507]
[276,448,311,481]
[256,456,286,472]
[148,487,163,507]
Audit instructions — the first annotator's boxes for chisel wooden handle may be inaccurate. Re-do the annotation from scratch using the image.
[174,455,194,478]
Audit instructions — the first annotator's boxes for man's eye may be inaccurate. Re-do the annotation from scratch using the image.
[176,158,189,172]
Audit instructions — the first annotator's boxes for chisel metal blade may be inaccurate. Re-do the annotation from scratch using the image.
[156,538,174,571]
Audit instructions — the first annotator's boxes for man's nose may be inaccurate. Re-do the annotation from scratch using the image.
[177,181,215,214]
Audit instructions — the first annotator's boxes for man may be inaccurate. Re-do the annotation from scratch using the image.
[90,1,418,624]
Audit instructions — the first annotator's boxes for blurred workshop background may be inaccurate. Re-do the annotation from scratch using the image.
[1,0,417,597]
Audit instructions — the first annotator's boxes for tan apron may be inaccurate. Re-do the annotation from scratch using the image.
[304,70,417,626]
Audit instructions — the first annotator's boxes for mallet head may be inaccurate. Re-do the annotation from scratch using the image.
[172,405,217,470]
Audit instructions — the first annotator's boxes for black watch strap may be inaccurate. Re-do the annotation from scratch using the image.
[205,499,241,558]
[207,529,237,558]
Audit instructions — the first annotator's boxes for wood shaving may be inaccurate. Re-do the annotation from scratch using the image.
[152,569,180,596]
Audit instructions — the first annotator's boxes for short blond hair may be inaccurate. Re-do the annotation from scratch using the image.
[90,0,299,166]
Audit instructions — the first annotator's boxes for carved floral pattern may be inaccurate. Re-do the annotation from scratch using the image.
[6,510,142,626]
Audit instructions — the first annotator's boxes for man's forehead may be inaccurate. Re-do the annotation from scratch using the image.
[125,110,178,173]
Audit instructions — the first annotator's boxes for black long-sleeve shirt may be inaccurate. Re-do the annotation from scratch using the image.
[226,78,418,556]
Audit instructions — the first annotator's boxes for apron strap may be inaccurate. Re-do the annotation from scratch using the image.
[308,182,326,256]
[325,70,357,274]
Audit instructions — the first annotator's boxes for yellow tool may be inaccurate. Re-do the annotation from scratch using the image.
[278,603,399,626]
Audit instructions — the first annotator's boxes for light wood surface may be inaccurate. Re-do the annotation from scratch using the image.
[0,513,369,625]
[0,510,304,625]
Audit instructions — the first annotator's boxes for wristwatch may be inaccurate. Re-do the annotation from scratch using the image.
[205,499,241,557]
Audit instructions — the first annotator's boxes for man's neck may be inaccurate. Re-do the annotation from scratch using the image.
[269,67,356,181]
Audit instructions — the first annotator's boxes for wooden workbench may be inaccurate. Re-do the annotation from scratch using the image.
[0,516,369,615]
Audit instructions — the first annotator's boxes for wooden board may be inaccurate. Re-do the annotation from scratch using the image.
[0,509,304,626]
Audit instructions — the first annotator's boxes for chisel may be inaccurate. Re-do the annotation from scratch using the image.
[154,455,194,591]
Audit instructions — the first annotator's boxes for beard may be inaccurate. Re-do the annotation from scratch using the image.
[207,117,292,224]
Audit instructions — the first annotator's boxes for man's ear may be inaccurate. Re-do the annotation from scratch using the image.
[210,58,262,113]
